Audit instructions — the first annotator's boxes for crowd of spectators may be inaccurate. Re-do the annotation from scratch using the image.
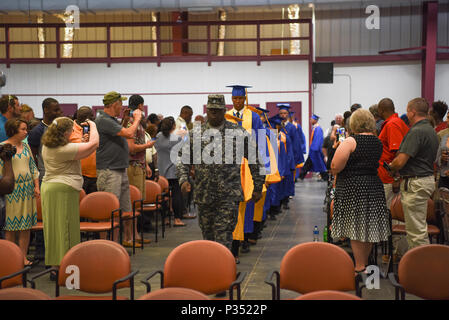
[0,92,448,275]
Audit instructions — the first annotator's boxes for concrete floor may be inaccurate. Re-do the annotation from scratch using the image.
[26,178,421,300]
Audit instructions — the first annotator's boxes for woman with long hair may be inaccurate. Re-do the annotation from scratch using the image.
[41,116,98,278]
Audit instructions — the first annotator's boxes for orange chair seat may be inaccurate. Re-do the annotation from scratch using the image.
[31,222,43,231]
[121,211,141,220]
[55,295,128,300]
[80,222,119,232]
[392,224,440,235]
[139,204,158,212]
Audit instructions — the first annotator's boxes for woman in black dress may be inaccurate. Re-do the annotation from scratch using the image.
[331,109,390,273]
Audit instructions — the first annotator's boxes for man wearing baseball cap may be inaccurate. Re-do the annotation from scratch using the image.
[95,91,142,243]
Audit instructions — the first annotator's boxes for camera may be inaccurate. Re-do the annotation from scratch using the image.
[0,144,17,159]
[337,127,345,142]
[82,125,90,134]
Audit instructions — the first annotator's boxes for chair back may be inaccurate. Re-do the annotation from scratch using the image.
[79,192,120,220]
[398,244,449,300]
[157,176,170,193]
[390,194,405,222]
[294,290,362,300]
[36,195,42,221]
[138,287,210,300]
[391,193,436,224]
[79,189,86,203]
[58,240,132,293]
[0,240,25,288]
[280,242,355,294]
[163,240,237,295]
[145,180,162,204]
[0,287,51,300]
[129,185,143,210]
[426,198,437,225]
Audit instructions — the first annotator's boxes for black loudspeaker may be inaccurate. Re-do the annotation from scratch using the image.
[312,62,333,83]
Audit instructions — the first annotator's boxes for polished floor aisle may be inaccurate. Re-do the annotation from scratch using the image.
[28,178,420,300]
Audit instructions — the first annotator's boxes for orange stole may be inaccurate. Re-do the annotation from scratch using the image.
[226,108,254,241]
[254,135,281,222]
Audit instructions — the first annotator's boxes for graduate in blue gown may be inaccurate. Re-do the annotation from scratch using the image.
[268,115,294,219]
[299,114,328,181]
[277,104,302,209]
[289,111,307,180]
[226,85,266,258]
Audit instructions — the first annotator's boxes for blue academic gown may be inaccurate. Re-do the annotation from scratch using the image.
[294,122,307,179]
[309,125,327,172]
[271,131,289,208]
[260,125,278,221]
[243,111,266,234]
[281,125,296,197]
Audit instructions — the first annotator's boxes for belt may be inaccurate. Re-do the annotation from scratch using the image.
[401,175,433,192]
[400,175,432,179]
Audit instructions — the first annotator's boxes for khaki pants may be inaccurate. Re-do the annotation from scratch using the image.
[384,183,407,256]
[400,176,435,250]
[97,169,132,212]
[127,165,146,200]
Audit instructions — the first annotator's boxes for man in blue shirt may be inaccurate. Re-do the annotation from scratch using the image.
[0,95,22,142]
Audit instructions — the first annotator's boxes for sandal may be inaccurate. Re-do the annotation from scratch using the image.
[173,222,186,227]
[24,259,38,267]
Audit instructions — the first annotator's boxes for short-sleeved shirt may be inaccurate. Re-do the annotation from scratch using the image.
[42,143,82,190]
[127,118,146,169]
[398,119,439,177]
[95,110,129,170]
[378,113,410,183]
[145,132,157,164]
[28,121,49,181]
[0,114,8,142]
[69,122,97,178]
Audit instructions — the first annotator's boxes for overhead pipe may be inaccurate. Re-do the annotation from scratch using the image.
[288,4,300,54]
[217,10,226,56]
[37,13,45,58]
[53,12,75,58]
[151,11,157,56]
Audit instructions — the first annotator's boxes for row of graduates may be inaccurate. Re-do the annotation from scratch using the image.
[223,85,308,260]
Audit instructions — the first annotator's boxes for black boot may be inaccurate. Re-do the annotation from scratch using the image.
[282,198,290,210]
[241,240,250,253]
[231,240,240,264]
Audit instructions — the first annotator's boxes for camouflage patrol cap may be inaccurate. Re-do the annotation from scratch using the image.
[207,94,226,109]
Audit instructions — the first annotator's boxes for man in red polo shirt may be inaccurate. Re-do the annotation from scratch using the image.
[377,98,410,263]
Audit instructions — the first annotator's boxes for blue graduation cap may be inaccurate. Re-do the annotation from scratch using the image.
[268,115,282,127]
[276,103,291,111]
[311,114,320,120]
[226,85,252,97]
[256,106,269,114]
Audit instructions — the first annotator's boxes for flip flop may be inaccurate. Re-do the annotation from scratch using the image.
[173,223,186,227]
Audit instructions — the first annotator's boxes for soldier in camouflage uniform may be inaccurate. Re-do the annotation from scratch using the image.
[177,94,265,251]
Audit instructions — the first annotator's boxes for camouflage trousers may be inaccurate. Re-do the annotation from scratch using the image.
[197,200,239,251]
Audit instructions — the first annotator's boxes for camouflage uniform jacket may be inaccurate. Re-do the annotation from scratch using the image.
[176,121,266,205]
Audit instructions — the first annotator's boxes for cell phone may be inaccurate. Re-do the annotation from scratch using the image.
[383,161,392,172]
[82,125,90,134]
[337,127,345,142]
[151,137,157,141]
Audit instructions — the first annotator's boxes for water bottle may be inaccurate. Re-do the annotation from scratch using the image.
[323,226,328,242]
[313,226,319,242]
